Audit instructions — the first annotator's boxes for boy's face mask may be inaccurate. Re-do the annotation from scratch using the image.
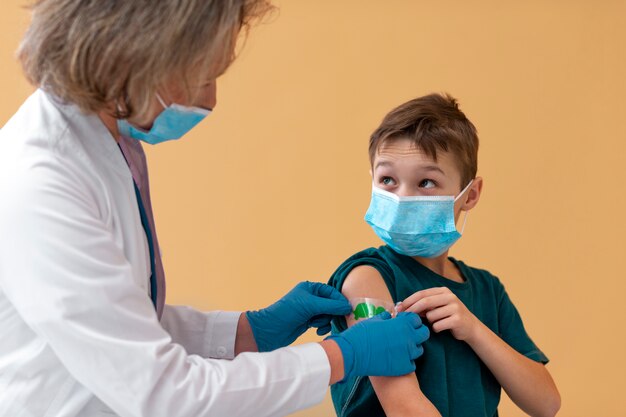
[117,94,211,145]
[364,181,473,258]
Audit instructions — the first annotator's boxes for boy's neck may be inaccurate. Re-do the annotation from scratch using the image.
[412,253,465,283]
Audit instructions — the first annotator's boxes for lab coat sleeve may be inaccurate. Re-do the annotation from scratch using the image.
[0,159,330,417]
[160,305,240,359]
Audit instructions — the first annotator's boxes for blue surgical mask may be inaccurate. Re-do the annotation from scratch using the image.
[117,94,211,145]
[364,181,474,258]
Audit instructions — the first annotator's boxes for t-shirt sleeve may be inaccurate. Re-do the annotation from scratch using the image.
[495,280,549,364]
[327,248,394,333]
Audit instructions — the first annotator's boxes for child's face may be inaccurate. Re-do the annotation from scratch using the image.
[371,137,473,219]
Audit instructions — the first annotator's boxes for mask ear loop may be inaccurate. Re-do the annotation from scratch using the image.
[156,93,213,116]
[155,93,168,109]
[454,180,474,202]
[458,210,470,234]
[455,179,474,234]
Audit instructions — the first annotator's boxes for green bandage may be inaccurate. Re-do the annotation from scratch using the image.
[353,302,388,320]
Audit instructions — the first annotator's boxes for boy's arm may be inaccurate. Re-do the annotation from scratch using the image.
[465,321,560,417]
[401,288,560,417]
[342,266,441,417]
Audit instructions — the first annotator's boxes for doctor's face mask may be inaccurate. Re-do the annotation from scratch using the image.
[117,94,211,145]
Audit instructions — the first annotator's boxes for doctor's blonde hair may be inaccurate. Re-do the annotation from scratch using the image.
[18,0,273,122]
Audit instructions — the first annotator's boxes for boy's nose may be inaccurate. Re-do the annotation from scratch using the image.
[396,186,416,197]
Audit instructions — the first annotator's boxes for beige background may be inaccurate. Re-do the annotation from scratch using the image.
[2,1,625,416]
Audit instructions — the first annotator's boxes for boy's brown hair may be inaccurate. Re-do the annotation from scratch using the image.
[369,93,479,189]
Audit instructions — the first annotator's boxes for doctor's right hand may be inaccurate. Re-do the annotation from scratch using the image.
[326,312,429,382]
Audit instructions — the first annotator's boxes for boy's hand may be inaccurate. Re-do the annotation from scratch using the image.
[398,287,478,342]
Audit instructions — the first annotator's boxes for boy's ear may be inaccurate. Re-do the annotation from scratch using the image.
[461,177,483,211]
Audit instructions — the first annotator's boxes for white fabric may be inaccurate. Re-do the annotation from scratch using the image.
[0,90,330,417]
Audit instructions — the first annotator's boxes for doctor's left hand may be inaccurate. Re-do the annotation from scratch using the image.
[246,281,352,352]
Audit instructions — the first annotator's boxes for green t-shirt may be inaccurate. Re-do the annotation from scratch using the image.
[328,246,548,417]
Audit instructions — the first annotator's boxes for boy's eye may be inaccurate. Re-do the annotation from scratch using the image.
[419,179,436,189]
[381,177,395,186]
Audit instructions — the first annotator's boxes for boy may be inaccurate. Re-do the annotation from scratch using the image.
[328,94,560,417]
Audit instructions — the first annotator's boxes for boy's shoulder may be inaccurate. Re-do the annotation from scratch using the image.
[327,246,394,291]
[339,246,390,265]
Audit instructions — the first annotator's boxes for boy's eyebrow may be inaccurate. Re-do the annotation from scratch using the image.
[422,165,446,175]
[374,161,393,169]
[374,161,446,175]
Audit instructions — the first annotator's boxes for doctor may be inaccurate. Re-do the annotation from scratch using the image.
[0,1,429,416]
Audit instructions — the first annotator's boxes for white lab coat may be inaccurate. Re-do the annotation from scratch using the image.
[0,90,330,417]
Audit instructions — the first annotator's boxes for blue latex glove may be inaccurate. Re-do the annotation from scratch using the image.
[246,281,352,352]
[327,311,429,381]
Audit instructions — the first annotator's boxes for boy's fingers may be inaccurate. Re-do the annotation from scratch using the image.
[425,305,455,323]
[431,316,455,333]
[398,287,448,312]
[404,293,454,315]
